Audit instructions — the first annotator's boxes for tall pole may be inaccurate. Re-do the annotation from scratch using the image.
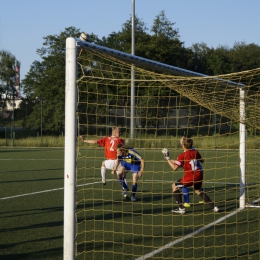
[239,87,246,209]
[12,88,15,147]
[130,0,135,139]
[64,37,77,260]
[40,99,43,147]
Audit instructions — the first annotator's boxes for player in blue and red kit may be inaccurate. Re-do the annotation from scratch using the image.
[162,137,219,214]
[180,136,204,207]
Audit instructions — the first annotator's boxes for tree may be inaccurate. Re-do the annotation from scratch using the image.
[149,11,194,69]
[207,45,232,75]
[0,50,20,120]
[22,27,82,135]
[96,11,196,128]
[101,15,150,57]
[229,42,260,72]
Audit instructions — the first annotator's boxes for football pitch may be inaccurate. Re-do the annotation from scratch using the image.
[0,148,260,259]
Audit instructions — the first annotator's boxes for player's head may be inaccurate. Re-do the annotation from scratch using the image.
[180,135,191,145]
[182,137,193,150]
[116,143,128,155]
[112,127,121,137]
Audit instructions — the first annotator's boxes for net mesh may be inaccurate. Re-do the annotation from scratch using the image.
[75,46,260,259]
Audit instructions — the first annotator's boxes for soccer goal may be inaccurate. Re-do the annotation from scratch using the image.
[64,36,260,260]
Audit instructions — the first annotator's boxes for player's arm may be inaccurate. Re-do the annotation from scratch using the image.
[167,159,179,171]
[111,159,119,175]
[137,158,145,177]
[79,135,97,144]
[162,148,179,171]
[196,150,204,163]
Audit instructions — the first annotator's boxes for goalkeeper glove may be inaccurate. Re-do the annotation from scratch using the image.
[162,148,170,160]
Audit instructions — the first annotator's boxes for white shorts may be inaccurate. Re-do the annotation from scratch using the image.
[104,159,121,170]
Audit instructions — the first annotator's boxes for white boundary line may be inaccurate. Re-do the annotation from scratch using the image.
[0,181,100,200]
[0,187,64,200]
[1,179,257,200]
[135,208,244,260]
[0,179,236,200]
[0,159,63,160]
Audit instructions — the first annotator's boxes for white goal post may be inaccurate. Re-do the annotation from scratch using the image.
[63,36,247,260]
[64,37,77,260]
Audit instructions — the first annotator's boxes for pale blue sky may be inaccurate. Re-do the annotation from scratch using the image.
[1,0,260,81]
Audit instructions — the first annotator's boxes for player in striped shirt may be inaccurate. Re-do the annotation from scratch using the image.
[112,144,145,202]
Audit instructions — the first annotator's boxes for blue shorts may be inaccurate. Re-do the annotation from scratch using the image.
[121,161,140,174]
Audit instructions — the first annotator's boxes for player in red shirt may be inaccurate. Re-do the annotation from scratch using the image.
[80,127,126,186]
[162,137,219,214]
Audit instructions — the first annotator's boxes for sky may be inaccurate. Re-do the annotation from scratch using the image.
[1,0,260,82]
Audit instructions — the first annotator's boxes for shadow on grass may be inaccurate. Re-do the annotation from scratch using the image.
[0,245,63,260]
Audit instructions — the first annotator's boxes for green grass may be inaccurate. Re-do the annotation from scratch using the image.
[0,148,64,260]
[1,148,260,259]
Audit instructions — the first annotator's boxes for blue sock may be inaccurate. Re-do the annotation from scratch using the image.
[118,178,123,187]
[118,178,129,190]
[182,187,190,203]
[132,184,137,197]
[123,180,129,190]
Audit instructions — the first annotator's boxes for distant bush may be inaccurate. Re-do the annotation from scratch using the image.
[0,134,259,149]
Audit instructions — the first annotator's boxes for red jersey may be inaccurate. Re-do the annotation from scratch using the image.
[174,149,203,185]
[97,136,124,159]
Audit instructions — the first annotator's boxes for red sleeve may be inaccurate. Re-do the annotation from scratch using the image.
[97,137,107,147]
[119,138,125,145]
[175,152,184,168]
[196,151,202,160]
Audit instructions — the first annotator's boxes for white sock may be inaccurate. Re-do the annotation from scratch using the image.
[101,167,106,181]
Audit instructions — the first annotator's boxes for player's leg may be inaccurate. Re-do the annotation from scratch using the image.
[130,172,139,202]
[198,187,205,204]
[107,160,129,190]
[171,181,185,214]
[101,161,107,185]
[117,162,128,189]
[115,163,129,198]
[194,182,219,212]
[130,165,142,202]
[198,172,205,203]
[117,167,129,191]
[103,159,118,185]
[182,186,191,207]
[123,175,128,188]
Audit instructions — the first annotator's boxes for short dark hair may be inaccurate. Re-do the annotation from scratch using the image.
[183,138,193,149]
[116,143,124,149]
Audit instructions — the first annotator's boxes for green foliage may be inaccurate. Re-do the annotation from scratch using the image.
[1,134,259,149]
[229,42,260,71]
[15,12,260,137]
[0,50,20,114]
[0,50,17,87]
[22,27,81,135]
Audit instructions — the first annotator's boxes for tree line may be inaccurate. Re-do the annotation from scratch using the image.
[0,11,260,136]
